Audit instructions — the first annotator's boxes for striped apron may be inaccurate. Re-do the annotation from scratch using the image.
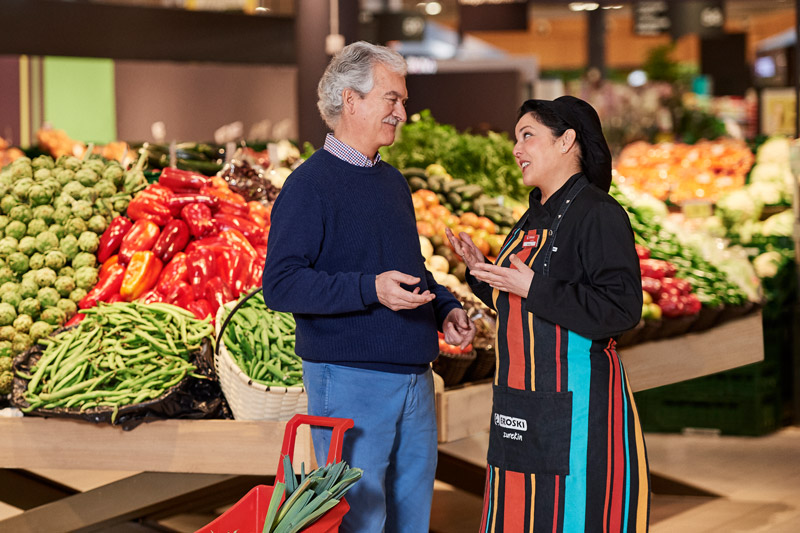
[480,177,650,532]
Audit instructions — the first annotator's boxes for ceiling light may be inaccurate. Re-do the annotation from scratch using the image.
[425,1,442,16]
[627,70,647,87]
[569,2,600,11]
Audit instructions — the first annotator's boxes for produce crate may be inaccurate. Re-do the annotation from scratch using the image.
[635,384,782,437]
[634,354,783,436]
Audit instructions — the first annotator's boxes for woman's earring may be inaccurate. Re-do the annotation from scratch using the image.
[561,148,567,153]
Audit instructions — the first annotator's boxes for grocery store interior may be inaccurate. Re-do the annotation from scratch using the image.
[0,0,799,531]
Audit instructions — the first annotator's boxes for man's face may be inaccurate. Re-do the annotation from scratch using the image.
[351,63,408,156]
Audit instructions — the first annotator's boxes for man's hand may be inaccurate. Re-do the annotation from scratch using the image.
[442,308,476,350]
[469,254,534,298]
[376,271,436,311]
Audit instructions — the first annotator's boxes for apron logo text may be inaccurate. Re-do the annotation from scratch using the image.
[495,413,528,431]
[503,431,523,441]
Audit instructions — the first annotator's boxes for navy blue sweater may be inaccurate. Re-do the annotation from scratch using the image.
[262,149,461,373]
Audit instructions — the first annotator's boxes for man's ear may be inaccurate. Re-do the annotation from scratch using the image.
[342,88,357,114]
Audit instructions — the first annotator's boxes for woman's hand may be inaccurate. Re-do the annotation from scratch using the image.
[469,254,534,298]
[445,228,486,271]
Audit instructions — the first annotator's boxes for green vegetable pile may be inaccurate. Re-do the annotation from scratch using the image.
[0,347,12,395]
[263,455,362,533]
[379,110,528,202]
[16,301,214,423]
[220,290,301,387]
[612,184,749,308]
[0,153,146,355]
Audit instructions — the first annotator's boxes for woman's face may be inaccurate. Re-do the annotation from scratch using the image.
[513,113,563,188]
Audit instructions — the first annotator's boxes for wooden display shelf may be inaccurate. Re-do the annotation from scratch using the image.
[0,417,312,475]
[0,418,314,532]
[434,311,764,443]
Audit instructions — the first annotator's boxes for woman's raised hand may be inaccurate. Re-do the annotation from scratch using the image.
[445,227,486,271]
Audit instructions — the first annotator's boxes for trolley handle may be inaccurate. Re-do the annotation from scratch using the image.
[276,414,354,483]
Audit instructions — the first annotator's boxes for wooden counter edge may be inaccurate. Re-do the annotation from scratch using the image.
[0,417,313,475]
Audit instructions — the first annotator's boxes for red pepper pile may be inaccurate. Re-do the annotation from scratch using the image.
[78,168,271,321]
[636,245,701,319]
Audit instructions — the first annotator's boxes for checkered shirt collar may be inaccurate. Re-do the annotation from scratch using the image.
[323,133,381,167]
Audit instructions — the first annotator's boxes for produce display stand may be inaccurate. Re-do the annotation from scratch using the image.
[0,312,765,532]
[434,311,765,499]
[0,418,314,532]
[434,310,765,444]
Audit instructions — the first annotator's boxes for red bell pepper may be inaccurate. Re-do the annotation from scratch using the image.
[159,167,209,192]
[79,263,126,309]
[248,211,269,229]
[137,288,163,304]
[635,244,651,260]
[181,203,216,238]
[167,193,219,216]
[218,229,258,259]
[163,280,194,308]
[107,293,124,304]
[187,298,213,320]
[205,276,234,316]
[126,185,172,227]
[213,213,266,245]
[97,217,133,263]
[216,248,253,297]
[215,200,251,217]
[152,219,190,263]
[119,219,161,264]
[201,183,247,206]
[64,313,86,328]
[183,235,230,256]
[99,255,120,281]
[156,252,189,294]
[248,201,271,222]
[186,247,217,300]
[120,251,163,301]
[246,257,264,291]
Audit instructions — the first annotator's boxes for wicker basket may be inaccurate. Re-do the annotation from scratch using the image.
[462,347,496,383]
[215,288,307,421]
[432,349,477,387]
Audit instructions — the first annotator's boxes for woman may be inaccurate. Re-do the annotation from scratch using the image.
[446,96,650,532]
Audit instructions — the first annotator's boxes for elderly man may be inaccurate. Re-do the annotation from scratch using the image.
[262,41,475,532]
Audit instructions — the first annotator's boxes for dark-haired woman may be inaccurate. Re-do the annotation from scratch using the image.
[447,96,650,532]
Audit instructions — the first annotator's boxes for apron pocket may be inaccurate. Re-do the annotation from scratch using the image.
[487,385,573,475]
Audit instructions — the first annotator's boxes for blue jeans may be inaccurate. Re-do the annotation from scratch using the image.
[302,361,438,533]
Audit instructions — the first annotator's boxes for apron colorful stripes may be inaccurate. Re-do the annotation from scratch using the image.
[480,177,650,532]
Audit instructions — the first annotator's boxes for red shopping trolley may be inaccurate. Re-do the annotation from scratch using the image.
[196,414,354,533]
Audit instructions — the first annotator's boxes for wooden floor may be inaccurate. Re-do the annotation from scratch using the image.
[2,427,800,532]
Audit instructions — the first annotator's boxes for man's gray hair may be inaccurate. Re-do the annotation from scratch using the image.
[317,41,407,130]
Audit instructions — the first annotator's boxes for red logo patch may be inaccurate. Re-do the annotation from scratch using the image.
[522,230,539,248]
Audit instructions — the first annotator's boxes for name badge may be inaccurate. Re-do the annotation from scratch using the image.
[522,230,539,248]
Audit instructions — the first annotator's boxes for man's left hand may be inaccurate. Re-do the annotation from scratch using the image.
[442,308,476,350]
